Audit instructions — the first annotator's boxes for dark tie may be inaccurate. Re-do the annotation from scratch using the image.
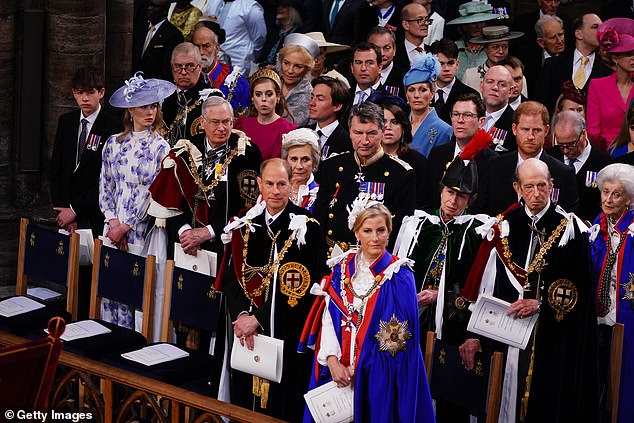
[567,158,576,170]
[414,46,424,53]
[435,89,445,111]
[528,215,540,263]
[77,118,88,166]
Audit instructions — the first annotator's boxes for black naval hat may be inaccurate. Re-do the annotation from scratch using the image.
[440,129,493,195]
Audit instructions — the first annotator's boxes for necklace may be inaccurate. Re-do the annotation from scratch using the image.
[498,217,568,282]
[186,142,238,196]
[240,219,298,307]
[597,223,627,316]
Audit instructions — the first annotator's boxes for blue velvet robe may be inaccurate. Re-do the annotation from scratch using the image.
[304,250,435,423]
[589,210,634,423]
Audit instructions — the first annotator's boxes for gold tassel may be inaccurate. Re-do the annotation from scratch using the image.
[520,322,539,422]
[252,376,270,409]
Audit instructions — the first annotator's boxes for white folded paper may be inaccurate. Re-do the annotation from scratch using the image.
[230,334,284,383]
[121,343,190,366]
[54,320,112,341]
[27,287,62,301]
[59,228,94,265]
[174,243,218,277]
[304,381,354,423]
[0,296,45,317]
[467,293,538,350]
[100,236,144,256]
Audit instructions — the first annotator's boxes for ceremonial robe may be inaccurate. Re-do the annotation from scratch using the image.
[301,250,435,423]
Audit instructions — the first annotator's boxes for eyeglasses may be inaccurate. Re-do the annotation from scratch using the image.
[405,17,433,26]
[554,132,582,150]
[172,62,200,73]
[206,118,233,128]
[450,112,478,121]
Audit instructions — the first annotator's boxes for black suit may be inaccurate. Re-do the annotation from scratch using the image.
[512,11,573,93]
[307,121,352,161]
[490,105,517,152]
[616,151,634,165]
[534,51,613,113]
[547,145,612,223]
[382,61,408,100]
[473,150,579,216]
[132,19,184,81]
[50,108,122,236]
[425,139,497,208]
[435,78,479,125]
[322,0,369,47]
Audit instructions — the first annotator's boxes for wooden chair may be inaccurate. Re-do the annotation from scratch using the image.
[57,238,155,360]
[425,331,504,422]
[2,218,79,336]
[0,317,66,410]
[609,322,625,423]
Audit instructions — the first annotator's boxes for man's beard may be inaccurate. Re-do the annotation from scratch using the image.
[201,55,213,72]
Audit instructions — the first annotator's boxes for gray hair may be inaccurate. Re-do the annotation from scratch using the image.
[368,26,397,45]
[535,14,563,38]
[171,42,202,64]
[193,25,219,45]
[280,128,321,170]
[348,102,385,130]
[284,6,303,29]
[553,109,586,138]
[597,163,634,202]
[201,95,234,117]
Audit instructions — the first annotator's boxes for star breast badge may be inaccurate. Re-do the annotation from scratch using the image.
[374,314,412,357]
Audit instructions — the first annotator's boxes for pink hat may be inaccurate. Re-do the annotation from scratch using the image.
[597,18,634,53]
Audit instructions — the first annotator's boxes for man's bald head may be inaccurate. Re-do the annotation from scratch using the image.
[514,158,553,214]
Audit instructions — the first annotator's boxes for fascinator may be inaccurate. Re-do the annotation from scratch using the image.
[597,18,634,53]
[284,33,321,59]
[560,81,587,106]
[403,54,441,87]
[347,193,382,230]
[366,91,409,113]
[109,73,176,108]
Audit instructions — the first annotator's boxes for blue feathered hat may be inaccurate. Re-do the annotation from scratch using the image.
[402,54,441,87]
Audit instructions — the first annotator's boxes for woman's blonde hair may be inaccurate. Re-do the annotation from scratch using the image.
[278,44,315,75]
[117,103,165,141]
[352,203,393,234]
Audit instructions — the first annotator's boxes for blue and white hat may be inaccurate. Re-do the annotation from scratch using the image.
[402,54,441,87]
[109,72,176,108]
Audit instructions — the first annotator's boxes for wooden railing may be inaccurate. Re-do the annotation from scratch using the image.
[0,331,285,423]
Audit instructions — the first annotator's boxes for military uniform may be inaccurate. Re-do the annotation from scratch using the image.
[313,148,416,256]
[203,61,250,116]
[224,202,325,421]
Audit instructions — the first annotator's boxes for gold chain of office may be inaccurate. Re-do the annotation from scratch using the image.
[241,221,298,304]
[497,217,568,281]
[186,143,238,194]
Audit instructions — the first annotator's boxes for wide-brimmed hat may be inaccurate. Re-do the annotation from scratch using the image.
[109,73,176,108]
[304,32,350,55]
[469,25,523,44]
[597,18,634,53]
[283,33,321,59]
[446,1,501,26]
[403,54,441,87]
[196,16,226,45]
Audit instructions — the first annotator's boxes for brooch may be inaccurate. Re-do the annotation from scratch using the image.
[547,279,578,322]
[374,314,412,357]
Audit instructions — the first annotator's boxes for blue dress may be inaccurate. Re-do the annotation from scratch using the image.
[409,108,452,158]
[98,129,169,328]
